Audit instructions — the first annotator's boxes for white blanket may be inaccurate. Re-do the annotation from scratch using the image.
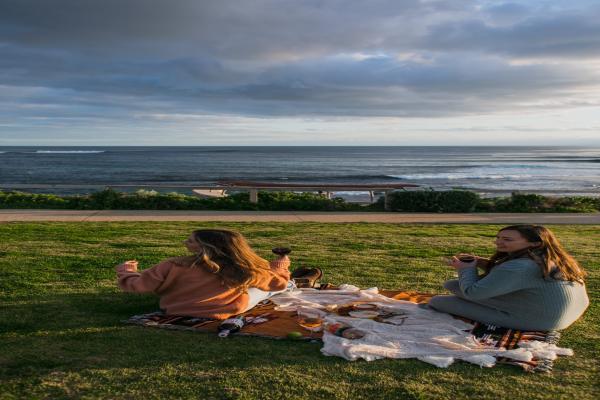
[270,285,573,368]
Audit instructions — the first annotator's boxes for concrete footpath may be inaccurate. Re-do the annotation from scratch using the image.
[0,209,599,224]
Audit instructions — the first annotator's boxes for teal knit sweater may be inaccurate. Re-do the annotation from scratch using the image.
[457,258,589,330]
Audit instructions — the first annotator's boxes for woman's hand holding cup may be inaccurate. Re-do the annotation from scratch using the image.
[122,260,139,272]
[446,253,478,270]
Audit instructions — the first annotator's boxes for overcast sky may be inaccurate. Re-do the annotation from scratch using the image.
[1,0,599,145]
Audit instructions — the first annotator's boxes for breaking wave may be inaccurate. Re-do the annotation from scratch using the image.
[35,150,105,154]
[387,174,533,180]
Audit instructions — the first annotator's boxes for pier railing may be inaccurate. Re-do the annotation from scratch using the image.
[212,180,419,210]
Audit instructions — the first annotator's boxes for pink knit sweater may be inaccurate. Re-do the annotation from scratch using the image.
[116,256,290,319]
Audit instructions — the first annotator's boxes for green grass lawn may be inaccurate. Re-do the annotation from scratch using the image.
[0,222,598,399]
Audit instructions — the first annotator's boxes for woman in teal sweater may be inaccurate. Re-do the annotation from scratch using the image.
[428,225,589,331]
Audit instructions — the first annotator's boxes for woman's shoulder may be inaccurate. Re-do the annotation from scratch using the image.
[154,257,213,278]
[134,256,192,272]
[164,255,197,267]
[496,257,540,272]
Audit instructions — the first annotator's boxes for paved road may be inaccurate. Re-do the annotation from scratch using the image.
[1,209,599,223]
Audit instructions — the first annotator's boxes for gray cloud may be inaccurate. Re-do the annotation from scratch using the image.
[422,12,600,58]
[3,0,597,60]
[0,0,426,59]
[0,0,599,124]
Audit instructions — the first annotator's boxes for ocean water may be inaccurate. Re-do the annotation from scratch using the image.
[0,146,599,198]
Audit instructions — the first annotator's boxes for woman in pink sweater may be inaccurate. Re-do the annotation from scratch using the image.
[115,229,291,320]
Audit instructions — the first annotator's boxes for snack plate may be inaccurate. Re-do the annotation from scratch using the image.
[348,310,380,318]
[354,303,378,310]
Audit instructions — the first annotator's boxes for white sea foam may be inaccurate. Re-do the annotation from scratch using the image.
[388,173,532,180]
[35,150,105,154]
[330,191,372,195]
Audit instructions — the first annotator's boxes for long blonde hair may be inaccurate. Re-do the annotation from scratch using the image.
[173,229,271,290]
[486,225,586,283]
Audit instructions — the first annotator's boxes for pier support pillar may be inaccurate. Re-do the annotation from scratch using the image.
[249,189,258,203]
[384,190,392,211]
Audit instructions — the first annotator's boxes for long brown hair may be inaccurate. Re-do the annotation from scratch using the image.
[172,229,271,290]
[486,225,586,283]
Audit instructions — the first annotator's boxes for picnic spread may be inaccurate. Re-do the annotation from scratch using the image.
[124,285,571,372]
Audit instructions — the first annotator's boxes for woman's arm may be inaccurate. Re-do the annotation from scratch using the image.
[270,255,291,279]
[115,260,172,293]
[456,259,538,300]
[250,256,291,291]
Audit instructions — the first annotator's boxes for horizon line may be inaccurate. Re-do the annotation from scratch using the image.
[1,144,598,148]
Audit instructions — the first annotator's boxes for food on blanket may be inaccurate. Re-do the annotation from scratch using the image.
[217,315,245,338]
[341,328,365,339]
[374,312,408,325]
[348,310,380,319]
[354,303,378,311]
[286,331,304,340]
[298,316,324,332]
[324,304,339,312]
[246,313,274,325]
[326,323,366,340]
[272,247,292,255]
[336,303,379,316]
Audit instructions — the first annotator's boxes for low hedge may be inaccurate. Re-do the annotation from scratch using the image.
[385,190,481,212]
[384,190,599,213]
[0,189,365,211]
[1,189,598,212]
[475,193,600,213]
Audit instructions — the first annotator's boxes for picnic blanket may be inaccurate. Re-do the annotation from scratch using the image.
[124,286,569,372]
